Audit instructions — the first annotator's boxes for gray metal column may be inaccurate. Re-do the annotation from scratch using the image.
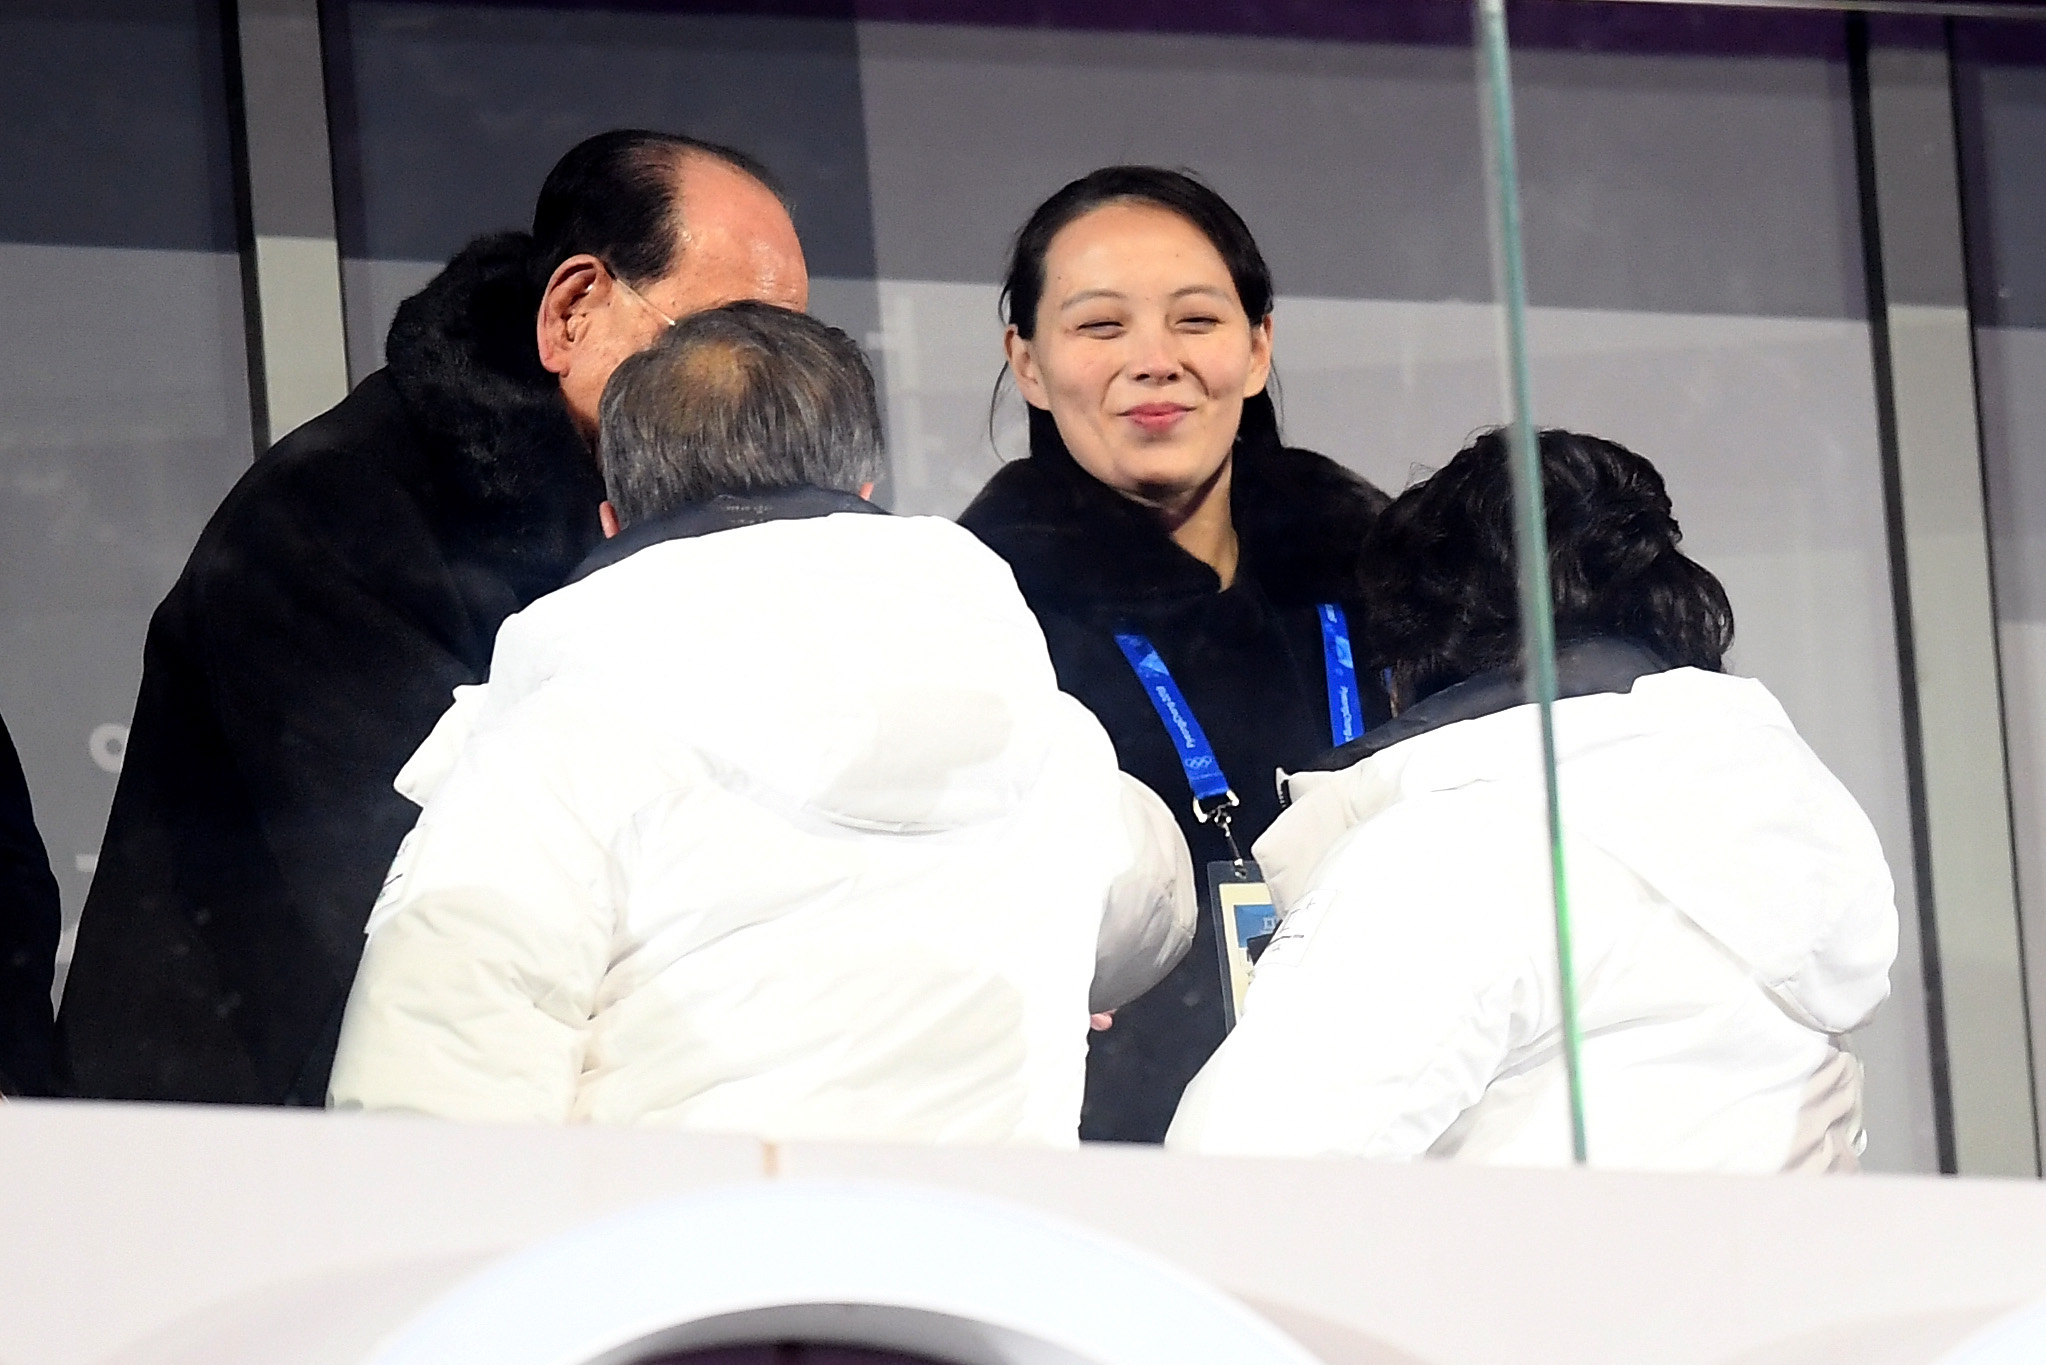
[1856,23,2039,1177]
[233,0,351,450]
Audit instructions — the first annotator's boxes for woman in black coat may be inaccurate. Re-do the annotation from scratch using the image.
[959,167,1390,1142]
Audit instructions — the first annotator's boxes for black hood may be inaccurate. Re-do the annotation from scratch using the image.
[958,430,1389,614]
[382,231,598,514]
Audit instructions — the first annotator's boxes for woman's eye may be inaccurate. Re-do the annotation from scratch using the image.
[1178,315,1221,331]
[1077,319,1123,336]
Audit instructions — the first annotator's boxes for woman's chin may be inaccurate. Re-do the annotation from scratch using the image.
[1113,470,1226,513]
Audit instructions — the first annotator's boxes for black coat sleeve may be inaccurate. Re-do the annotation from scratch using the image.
[0,712,60,1097]
[191,458,484,982]
[59,452,486,1103]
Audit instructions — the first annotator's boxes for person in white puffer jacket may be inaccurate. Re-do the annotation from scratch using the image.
[328,302,1194,1143]
[1166,429,1898,1171]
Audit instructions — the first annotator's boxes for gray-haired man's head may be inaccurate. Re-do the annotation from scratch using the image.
[597,301,884,527]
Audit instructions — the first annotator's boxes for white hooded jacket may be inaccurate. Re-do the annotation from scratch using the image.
[328,504,1193,1145]
[1165,664,1898,1171]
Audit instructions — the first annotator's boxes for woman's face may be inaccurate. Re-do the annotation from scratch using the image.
[1006,203,1273,509]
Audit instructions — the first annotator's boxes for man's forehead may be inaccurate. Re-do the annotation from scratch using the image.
[671,153,790,229]
[654,152,807,311]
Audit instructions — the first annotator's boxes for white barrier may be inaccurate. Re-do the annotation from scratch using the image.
[6,1100,2046,1365]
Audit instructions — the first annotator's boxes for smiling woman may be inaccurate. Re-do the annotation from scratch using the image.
[1003,199,1273,588]
[959,167,1393,1143]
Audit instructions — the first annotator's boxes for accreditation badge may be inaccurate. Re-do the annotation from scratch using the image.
[1207,859,1276,1029]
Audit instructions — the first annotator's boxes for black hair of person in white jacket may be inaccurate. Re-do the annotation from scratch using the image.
[1167,429,1899,1170]
[328,303,1197,1142]
[959,167,1391,1144]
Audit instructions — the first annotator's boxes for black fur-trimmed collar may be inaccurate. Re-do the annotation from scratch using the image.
[382,232,597,512]
[958,435,1389,613]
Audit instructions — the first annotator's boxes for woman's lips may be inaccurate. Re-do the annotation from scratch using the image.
[1123,403,1191,434]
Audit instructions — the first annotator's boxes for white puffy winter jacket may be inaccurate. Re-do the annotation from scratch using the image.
[328,508,1193,1145]
[1166,667,1898,1171]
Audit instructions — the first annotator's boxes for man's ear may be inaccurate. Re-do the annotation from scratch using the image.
[536,255,605,378]
[599,500,621,539]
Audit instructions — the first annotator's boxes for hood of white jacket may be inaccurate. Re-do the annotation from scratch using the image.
[1261,668,1897,1035]
[398,512,1070,836]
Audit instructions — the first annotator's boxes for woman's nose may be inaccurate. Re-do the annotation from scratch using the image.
[1127,329,1184,383]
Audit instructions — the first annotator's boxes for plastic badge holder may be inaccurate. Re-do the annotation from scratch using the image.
[1209,859,1276,1029]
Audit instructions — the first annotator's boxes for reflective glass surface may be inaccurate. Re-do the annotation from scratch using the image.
[6,0,2045,1185]
[313,0,1517,1148]
[1487,1,1939,1172]
[0,0,256,1005]
[1957,13,2046,1165]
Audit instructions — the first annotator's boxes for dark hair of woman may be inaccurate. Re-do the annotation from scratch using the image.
[996,165,1282,455]
[1359,428,1735,704]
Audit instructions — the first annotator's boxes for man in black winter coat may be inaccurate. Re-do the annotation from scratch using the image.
[0,713,60,1097]
[58,129,809,1104]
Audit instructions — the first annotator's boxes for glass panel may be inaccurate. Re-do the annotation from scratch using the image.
[16,0,1961,1181]
[322,1,880,398]
[0,0,256,1095]
[1956,14,2046,1165]
[1494,1,1937,1171]
[309,0,1518,1142]
[1474,0,1587,1163]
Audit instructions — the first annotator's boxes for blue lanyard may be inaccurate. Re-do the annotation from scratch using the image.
[1115,603,1362,860]
[1319,603,1363,748]
[1113,633,1234,806]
